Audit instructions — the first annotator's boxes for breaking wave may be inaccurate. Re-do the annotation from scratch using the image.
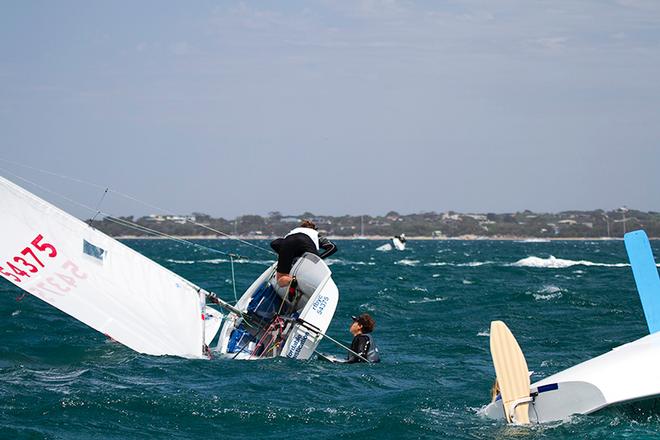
[408,297,446,304]
[424,261,493,267]
[395,259,420,266]
[532,285,564,301]
[511,256,629,269]
[166,258,275,266]
[325,259,376,266]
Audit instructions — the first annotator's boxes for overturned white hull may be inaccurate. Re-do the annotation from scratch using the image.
[484,331,660,422]
[485,230,660,423]
[392,237,405,251]
[217,253,339,360]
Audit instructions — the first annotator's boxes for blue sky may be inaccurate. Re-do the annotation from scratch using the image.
[1,1,659,218]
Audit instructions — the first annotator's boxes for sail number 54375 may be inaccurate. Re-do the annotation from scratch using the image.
[0,234,58,283]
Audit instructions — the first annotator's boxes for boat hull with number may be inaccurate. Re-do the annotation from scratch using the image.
[217,253,339,360]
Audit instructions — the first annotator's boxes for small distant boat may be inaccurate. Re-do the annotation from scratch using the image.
[484,230,660,424]
[392,234,407,251]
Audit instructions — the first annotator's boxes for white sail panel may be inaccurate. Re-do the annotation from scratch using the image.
[0,176,206,358]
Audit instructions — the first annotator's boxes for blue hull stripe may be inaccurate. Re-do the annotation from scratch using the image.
[537,383,559,394]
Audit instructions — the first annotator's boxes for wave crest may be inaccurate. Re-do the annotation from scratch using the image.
[512,256,628,269]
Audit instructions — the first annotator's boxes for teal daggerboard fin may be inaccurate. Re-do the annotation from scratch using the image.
[624,230,660,334]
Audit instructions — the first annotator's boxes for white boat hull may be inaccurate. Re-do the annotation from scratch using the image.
[483,331,660,422]
[217,253,338,360]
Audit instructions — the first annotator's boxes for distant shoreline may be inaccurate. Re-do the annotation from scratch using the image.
[115,235,637,241]
[93,209,659,240]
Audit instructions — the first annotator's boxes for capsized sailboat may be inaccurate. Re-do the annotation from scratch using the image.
[216,253,339,360]
[484,230,660,423]
[392,234,406,251]
[0,175,338,360]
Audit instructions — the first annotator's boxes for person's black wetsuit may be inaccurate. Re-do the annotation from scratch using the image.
[270,233,337,274]
[347,333,380,363]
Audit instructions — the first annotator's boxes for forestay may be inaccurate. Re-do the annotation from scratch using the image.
[0,175,218,358]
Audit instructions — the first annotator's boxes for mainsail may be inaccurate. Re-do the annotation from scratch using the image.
[0,175,218,358]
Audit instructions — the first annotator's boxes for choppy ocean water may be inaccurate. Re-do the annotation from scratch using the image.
[2,239,660,439]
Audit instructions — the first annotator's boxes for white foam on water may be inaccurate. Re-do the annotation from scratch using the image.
[539,285,562,294]
[424,261,493,267]
[376,243,392,251]
[166,258,274,265]
[325,259,375,266]
[533,292,562,301]
[477,330,489,337]
[512,255,629,269]
[11,310,20,316]
[462,279,473,285]
[395,259,420,266]
[531,284,564,301]
[166,259,195,264]
[412,286,428,292]
[408,297,446,304]
[432,274,441,278]
[457,261,492,267]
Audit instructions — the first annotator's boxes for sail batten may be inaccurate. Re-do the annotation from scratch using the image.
[0,175,208,358]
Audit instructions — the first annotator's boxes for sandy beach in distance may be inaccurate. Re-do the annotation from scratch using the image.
[115,235,634,241]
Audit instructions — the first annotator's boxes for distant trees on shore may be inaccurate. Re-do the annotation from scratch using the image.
[88,208,660,239]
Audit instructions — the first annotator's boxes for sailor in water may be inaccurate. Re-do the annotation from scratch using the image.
[347,313,381,363]
[269,220,337,295]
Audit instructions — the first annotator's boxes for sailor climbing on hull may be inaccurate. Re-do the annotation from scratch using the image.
[269,220,337,301]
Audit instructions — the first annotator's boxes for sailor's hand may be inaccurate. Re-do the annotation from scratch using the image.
[276,273,292,287]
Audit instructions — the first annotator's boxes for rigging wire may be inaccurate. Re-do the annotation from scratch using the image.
[0,161,284,321]
[0,157,275,255]
[0,165,248,260]
[89,187,109,225]
[230,255,238,304]
[103,216,244,259]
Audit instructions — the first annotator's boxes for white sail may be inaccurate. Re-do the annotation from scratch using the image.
[0,175,218,359]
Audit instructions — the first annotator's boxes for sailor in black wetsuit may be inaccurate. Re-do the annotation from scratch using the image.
[269,220,337,291]
[347,313,380,363]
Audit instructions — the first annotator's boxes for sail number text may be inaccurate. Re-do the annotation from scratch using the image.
[0,234,57,283]
[0,234,88,297]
